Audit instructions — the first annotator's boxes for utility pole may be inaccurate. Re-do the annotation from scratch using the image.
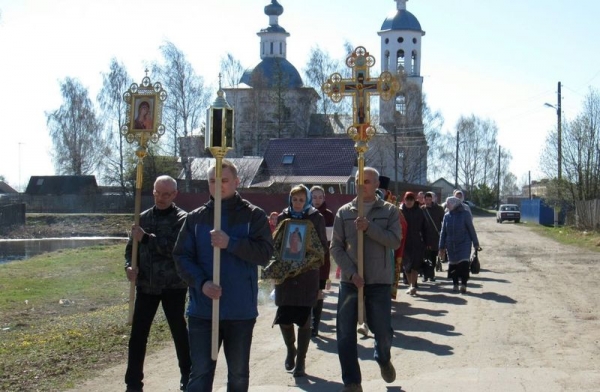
[454,130,459,189]
[497,146,501,208]
[557,81,562,181]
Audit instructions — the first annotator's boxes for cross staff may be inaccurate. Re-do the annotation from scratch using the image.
[322,46,399,325]
[122,74,167,325]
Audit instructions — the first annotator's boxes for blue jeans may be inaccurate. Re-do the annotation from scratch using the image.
[336,283,393,386]
[187,317,256,392]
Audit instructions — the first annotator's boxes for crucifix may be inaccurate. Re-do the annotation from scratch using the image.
[322,46,399,325]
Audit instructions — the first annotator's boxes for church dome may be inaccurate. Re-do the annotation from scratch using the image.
[380,9,423,32]
[240,57,303,88]
[264,0,283,17]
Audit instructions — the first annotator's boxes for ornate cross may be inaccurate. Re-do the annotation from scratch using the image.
[322,46,399,326]
[322,46,398,143]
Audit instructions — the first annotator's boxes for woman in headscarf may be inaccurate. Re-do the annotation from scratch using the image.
[400,191,427,296]
[273,184,327,377]
[438,196,481,294]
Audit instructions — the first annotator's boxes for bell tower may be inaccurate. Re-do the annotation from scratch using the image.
[378,0,428,185]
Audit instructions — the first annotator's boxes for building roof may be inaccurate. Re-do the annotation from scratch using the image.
[240,57,303,88]
[0,181,18,194]
[380,1,424,33]
[260,138,357,186]
[24,176,99,195]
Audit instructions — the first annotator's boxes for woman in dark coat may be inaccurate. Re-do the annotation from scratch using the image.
[274,184,327,377]
[400,191,427,296]
[438,196,481,294]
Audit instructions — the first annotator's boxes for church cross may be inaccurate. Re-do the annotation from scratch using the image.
[322,46,398,142]
[322,46,400,327]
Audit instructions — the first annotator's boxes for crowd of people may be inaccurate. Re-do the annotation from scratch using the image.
[124,163,481,392]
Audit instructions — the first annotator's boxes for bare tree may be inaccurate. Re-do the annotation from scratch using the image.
[220,53,245,88]
[455,115,501,192]
[542,88,600,202]
[152,41,211,191]
[303,46,345,123]
[46,78,107,176]
[97,58,134,193]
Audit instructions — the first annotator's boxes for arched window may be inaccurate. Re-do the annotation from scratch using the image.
[270,42,273,55]
[397,50,405,73]
[384,50,390,72]
[411,50,418,75]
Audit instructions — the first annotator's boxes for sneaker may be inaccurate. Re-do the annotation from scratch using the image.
[453,284,459,292]
[340,384,363,392]
[460,285,467,294]
[126,388,143,392]
[379,361,396,383]
[405,287,412,294]
[357,323,369,337]
[431,277,436,282]
[409,286,417,296]
[311,328,319,337]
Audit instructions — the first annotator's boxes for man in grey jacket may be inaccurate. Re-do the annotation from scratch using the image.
[330,167,402,392]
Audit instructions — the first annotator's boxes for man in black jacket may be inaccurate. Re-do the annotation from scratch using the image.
[124,175,190,392]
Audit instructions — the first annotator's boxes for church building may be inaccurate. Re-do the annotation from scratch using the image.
[221,0,429,186]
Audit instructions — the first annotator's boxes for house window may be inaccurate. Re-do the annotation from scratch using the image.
[282,154,295,164]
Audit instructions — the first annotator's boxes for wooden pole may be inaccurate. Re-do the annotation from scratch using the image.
[211,158,223,360]
[128,147,146,325]
[356,152,365,325]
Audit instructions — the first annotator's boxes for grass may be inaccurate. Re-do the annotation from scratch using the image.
[524,222,600,252]
[0,244,172,392]
[0,242,274,391]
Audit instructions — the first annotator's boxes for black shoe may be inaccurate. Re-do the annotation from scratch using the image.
[379,361,396,383]
[311,328,318,337]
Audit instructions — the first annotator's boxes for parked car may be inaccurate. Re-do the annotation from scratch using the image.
[497,204,520,223]
[465,200,476,208]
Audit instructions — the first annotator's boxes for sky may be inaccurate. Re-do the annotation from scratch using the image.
[1,0,600,191]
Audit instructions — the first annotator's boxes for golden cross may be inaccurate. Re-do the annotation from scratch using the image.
[322,46,399,142]
[322,46,399,327]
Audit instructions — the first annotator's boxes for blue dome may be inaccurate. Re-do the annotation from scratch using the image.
[240,57,303,88]
[380,9,422,32]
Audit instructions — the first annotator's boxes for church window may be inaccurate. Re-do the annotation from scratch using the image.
[279,42,283,55]
[412,38,417,44]
[385,38,389,44]
[395,95,406,116]
[397,50,405,72]
[411,50,417,75]
[270,42,274,55]
[282,154,295,164]
[398,37,404,43]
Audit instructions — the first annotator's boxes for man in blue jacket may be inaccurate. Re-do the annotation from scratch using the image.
[173,160,273,392]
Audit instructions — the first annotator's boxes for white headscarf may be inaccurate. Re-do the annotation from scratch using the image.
[445,196,461,211]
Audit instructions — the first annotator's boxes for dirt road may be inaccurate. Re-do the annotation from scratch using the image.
[68,217,600,392]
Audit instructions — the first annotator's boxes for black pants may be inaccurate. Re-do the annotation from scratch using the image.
[125,288,191,390]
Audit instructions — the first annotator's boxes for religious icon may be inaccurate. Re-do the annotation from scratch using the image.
[282,221,308,262]
[132,97,155,130]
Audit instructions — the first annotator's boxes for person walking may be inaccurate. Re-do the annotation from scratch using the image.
[124,175,191,392]
[274,184,327,377]
[400,191,427,296]
[309,185,334,338]
[422,191,445,282]
[173,160,274,392]
[438,196,481,294]
[331,167,401,392]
